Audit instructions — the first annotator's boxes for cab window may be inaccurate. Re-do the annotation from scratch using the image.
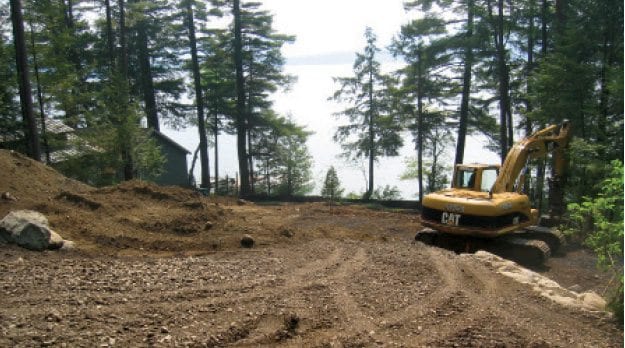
[480,168,498,192]
[455,169,476,189]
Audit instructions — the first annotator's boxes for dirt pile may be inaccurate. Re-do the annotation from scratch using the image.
[0,149,231,255]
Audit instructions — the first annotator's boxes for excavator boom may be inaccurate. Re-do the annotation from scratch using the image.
[492,121,571,193]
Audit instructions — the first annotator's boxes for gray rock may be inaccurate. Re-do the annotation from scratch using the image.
[60,240,76,251]
[569,284,583,293]
[0,210,66,251]
[48,231,65,250]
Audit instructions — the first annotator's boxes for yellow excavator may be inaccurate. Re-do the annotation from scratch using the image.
[416,121,571,265]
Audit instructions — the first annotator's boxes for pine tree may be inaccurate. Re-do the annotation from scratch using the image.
[331,27,402,200]
[321,166,344,202]
[183,0,210,189]
[0,9,22,149]
[390,16,452,202]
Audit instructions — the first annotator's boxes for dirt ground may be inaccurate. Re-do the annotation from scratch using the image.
[0,149,622,347]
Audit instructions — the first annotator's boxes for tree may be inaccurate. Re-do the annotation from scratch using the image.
[9,0,40,161]
[564,160,623,322]
[200,29,236,193]
[183,0,210,189]
[331,27,402,200]
[390,16,451,202]
[0,8,22,150]
[321,166,344,202]
[529,0,623,214]
[250,113,313,197]
[232,0,250,196]
[239,2,295,191]
[372,185,401,201]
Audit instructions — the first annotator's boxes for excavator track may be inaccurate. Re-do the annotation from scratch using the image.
[415,227,552,267]
[515,226,566,255]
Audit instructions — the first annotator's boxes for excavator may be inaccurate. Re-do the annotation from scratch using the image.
[416,121,571,265]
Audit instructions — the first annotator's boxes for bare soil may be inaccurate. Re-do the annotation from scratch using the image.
[0,149,622,347]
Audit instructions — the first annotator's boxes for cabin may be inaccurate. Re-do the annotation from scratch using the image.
[148,130,191,187]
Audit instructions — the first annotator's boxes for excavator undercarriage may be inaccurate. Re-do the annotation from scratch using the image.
[415,224,566,266]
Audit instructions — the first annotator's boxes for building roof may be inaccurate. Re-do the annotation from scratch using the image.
[41,118,74,134]
[150,130,191,155]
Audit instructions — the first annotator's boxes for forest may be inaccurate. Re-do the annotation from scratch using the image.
[2,0,623,324]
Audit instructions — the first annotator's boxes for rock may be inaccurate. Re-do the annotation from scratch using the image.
[579,291,606,311]
[204,221,214,230]
[280,228,294,238]
[45,310,63,322]
[1,191,18,201]
[60,240,76,251]
[0,210,67,251]
[569,284,582,292]
[240,234,255,248]
[48,231,65,250]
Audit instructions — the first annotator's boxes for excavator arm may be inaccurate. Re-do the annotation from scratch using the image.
[491,121,571,194]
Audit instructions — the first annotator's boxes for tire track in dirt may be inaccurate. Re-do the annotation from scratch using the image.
[388,247,485,346]
[231,241,346,345]
[328,246,377,335]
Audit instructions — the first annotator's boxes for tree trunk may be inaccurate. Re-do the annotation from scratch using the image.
[541,0,548,56]
[454,0,474,165]
[524,1,535,195]
[213,116,219,194]
[489,0,510,162]
[233,0,250,197]
[185,0,210,190]
[416,49,424,203]
[118,0,128,78]
[265,158,270,195]
[104,0,115,71]
[10,0,40,161]
[365,59,375,200]
[189,145,200,186]
[118,0,134,180]
[28,19,50,164]
[135,2,159,131]
[430,129,438,193]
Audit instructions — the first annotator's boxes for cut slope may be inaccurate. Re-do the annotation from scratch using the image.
[0,150,230,256]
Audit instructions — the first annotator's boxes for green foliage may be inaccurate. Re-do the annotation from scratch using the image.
[321,166,344,201]
[253,114,314,197]
[564,160,623,320]
[372,185,401,201]
[271,134,314,197]
[401,156,451,195]
[344,192,363,200]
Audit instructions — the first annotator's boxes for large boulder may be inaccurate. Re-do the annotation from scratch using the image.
[0,210,67,251]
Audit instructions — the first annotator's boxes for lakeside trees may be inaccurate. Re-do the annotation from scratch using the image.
[2,0,303,194]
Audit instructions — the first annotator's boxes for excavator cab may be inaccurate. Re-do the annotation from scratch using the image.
[452,164,500,192]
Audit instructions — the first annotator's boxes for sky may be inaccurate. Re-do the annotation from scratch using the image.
[162,0,500,199]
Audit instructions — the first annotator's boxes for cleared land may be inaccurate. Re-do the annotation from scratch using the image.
[0,150,621,347]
